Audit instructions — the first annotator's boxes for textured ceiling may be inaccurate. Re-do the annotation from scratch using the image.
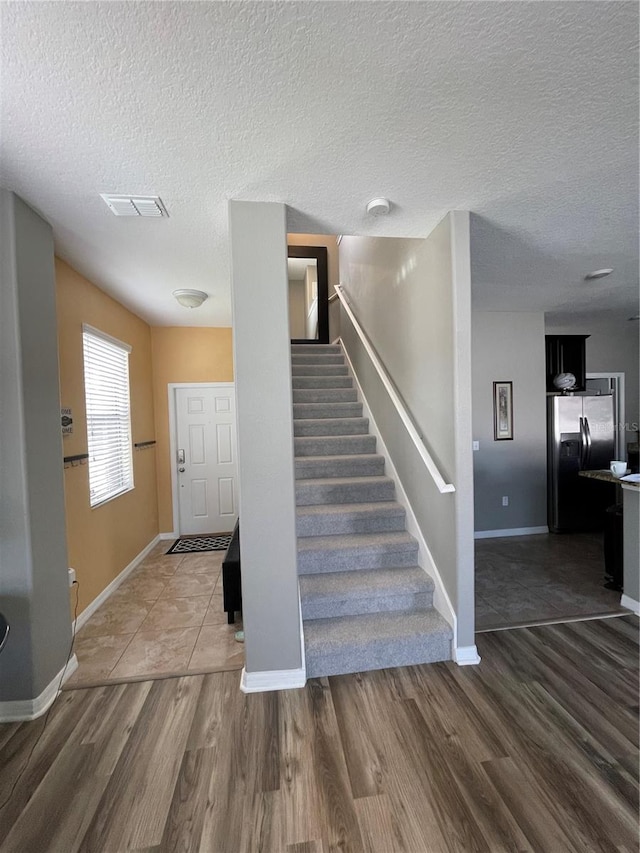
[1,1,637,326]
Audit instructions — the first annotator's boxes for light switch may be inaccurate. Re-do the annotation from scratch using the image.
[472,441,480,451]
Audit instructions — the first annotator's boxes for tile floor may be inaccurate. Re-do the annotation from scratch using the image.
[475,531,627,631]
[66,540,243,688]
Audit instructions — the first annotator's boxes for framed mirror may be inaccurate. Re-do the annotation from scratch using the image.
[287,246,329,344]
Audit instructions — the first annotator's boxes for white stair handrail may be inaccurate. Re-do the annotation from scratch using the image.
[335,285,455,495]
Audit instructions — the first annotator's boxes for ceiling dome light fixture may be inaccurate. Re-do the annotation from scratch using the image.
[366,197,391,216]
[584,268,614,281]
[173,289,208,308]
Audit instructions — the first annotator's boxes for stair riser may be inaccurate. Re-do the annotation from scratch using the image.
[292,365,348,376]
[291,345,342,354]
[297,511,405,537]
[291,355,345,365]
[293,389,358,404]
[302,592,433,620]
[304,633,452,678]
[295,457,384,479]
[294,436,376,457]
[298,546,419,573]
[294,403,363,419]
[294,418,370,437]
[292,376,353,389]
[295,480,395,505]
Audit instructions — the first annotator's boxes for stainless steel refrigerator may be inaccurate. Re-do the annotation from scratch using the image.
[547,394,615,533]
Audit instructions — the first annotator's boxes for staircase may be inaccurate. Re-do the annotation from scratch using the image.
[291,343,453,678]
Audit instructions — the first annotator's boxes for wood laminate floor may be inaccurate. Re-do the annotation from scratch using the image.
[0,616,638,852]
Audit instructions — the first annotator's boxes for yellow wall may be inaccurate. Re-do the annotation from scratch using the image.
[56,259,159,615]
[150,327,234,532]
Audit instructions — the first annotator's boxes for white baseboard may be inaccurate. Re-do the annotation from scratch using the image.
[0,654,78,722]
[474,526,548,540]
[160,531,178,540]
[74,533,162,632]
[454,645,481,666]
[621,594,640,615]
[240,666,306,693]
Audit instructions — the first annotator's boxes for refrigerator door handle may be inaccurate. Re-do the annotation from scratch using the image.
[584,416,593,468]
[578,417,586,469]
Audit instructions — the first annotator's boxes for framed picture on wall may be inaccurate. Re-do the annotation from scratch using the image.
[493,381,513,440]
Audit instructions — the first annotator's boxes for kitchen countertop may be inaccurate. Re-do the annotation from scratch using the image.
[579,469,640,489]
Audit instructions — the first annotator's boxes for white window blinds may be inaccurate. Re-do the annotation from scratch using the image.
[82,325,134,507]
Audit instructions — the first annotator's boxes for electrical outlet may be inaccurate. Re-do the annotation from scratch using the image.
[502,496,509,507]
[68,567,76,587]
[472,441,480,451]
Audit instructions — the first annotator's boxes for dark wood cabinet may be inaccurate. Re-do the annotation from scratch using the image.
[545,335,589,392]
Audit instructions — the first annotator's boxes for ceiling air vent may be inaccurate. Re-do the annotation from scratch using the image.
[100,194,168,217]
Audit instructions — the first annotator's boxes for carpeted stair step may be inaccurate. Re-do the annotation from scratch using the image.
[294,435,376,458]
[291,354,345,365]
[295,454,384,480]
[292,376,353,389]
[294,402,363,420]
[297,531,419,573]
[293,388,358,404]
[296,501,406,536]
[303,610,453,678]
[299,566,434,619]
[292,364,349,377]
[294,417,370,437]
[293,418,369,436]
[295,475,396,506]
[291,344,342,354]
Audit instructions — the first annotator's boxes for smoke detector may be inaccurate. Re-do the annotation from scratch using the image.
[366,198,391,216]
[100,195,169,217]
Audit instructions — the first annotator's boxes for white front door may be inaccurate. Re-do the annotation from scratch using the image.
[175,385,238,534]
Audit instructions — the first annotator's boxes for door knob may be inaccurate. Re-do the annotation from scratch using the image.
[178,466,185,473]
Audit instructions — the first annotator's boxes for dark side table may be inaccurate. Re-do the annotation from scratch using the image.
[222,520,241,624]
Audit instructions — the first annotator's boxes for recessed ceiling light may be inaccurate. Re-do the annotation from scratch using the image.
[584,268,614,280]
[100,194,168,217]
[366,198,391,216]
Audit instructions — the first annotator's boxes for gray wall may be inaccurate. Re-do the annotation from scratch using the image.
[546,315,640,450]
[229,201,301,674]
[0,190,72,702]
[472,312,547,532]
[338,212,476,648]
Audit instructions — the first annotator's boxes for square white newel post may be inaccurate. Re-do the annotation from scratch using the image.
[228,201,305,691]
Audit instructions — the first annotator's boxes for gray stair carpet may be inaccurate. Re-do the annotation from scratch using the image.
[291,343,452,678]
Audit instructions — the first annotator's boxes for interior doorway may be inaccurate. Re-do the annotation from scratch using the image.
[288,245,329,343]
[169,382,239,535]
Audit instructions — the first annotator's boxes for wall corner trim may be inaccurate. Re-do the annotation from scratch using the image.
[74,533,162,632]
[474,526,548,540]
[0,654,78,722]
[620,594,640,616]
[454,645,481,666]
[240,666,306,693]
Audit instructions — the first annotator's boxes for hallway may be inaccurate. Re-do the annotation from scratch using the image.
[66,540,243,687]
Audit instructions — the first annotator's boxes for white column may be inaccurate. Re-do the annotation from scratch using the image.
[228,201,303,689]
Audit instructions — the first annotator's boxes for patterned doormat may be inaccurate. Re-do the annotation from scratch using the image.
[166,534,233,555]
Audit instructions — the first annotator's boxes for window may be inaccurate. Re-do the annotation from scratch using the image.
[82,325,133,507]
